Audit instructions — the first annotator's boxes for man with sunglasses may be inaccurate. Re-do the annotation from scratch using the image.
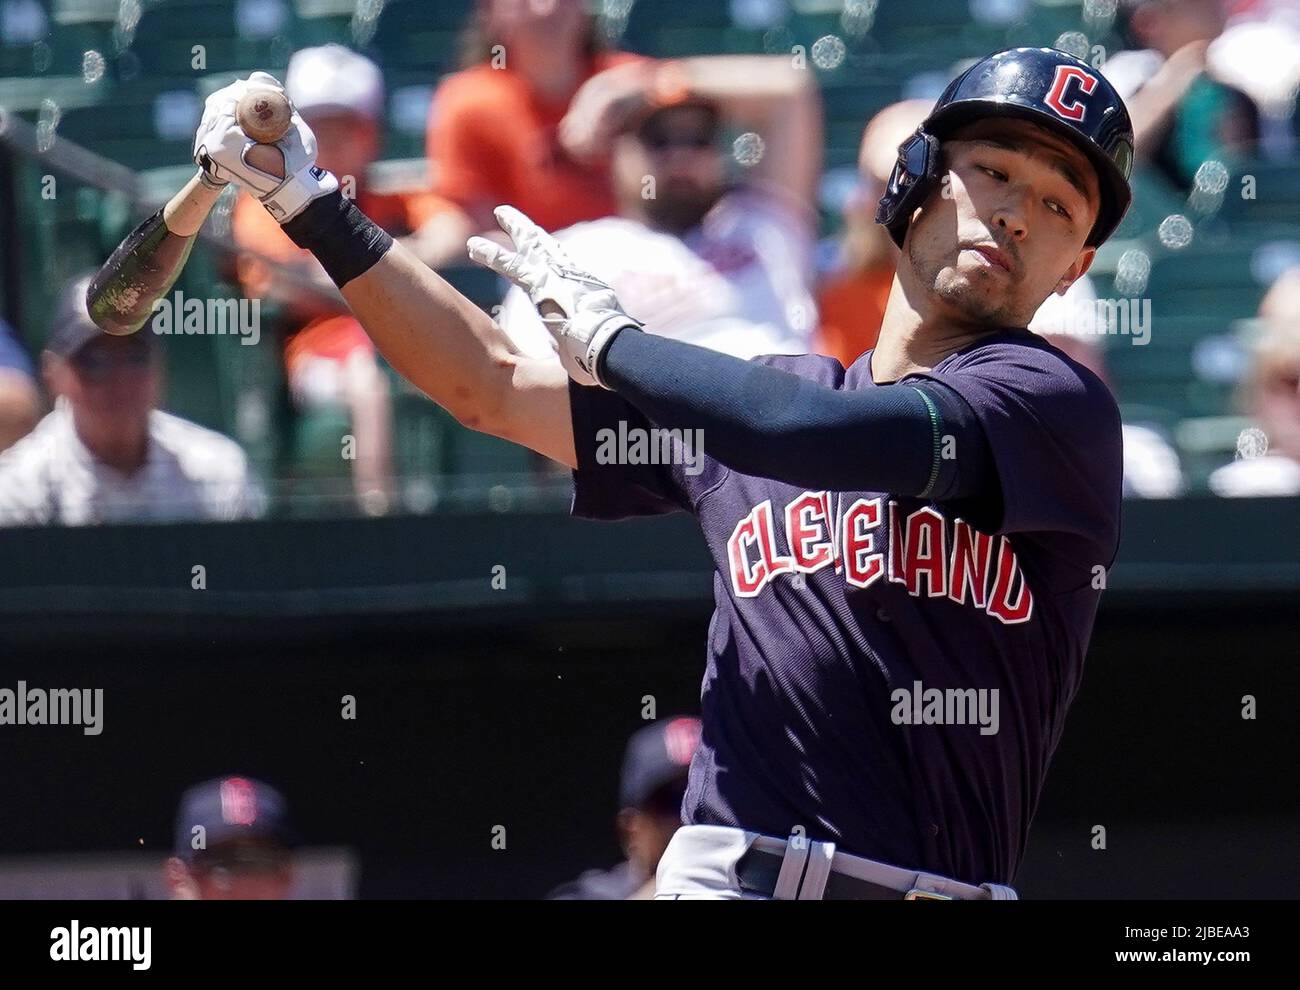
[0,274,262,526]
[496,56,822,361]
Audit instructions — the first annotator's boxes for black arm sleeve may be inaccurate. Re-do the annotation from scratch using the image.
[598,327,997,502]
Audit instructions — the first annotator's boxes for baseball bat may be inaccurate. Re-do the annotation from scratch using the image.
[86,87,290,336]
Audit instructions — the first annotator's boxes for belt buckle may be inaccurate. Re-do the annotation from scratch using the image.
[903,888,953,901]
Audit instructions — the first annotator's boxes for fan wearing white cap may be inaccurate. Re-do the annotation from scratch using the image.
[232,46,444,515]
[284,44,385,196]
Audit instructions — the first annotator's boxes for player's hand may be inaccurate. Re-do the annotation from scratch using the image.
[192,72,339,223]
[467,206,640,389]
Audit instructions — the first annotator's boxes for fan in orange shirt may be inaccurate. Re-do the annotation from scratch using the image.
[233,45,452,514]
[815,100,932,369]
[417,0,647,267]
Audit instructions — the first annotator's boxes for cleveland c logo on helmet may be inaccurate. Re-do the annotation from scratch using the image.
[875,47,1135,249]
[1044,65,1098,122]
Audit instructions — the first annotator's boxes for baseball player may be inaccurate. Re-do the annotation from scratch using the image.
[192,46,1131,899]
[165,776,297,900]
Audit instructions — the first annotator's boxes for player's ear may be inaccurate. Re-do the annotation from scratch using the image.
[1054,245,1096,295]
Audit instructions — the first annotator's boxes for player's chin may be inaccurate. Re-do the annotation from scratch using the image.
[935,266,995,300]
[934,272,1010,320]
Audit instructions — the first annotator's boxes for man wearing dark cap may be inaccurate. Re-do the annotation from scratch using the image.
[548,717,702,900]
[0,273,262,525]
[0,317,40,452]
[164,775,297,900]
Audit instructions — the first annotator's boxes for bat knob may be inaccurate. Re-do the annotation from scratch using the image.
[236,87,292,144]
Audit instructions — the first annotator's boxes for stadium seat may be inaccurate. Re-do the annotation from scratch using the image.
[1216,159,1300,228]
[366,0,466,72]
[125,0,297,76]
[53,77,200,169]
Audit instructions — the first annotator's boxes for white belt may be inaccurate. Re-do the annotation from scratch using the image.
[655,824,1018,900]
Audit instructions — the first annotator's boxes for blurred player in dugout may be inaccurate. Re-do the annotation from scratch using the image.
[233,45,447,513]
[549,717,702,900]
[165,775,297,900]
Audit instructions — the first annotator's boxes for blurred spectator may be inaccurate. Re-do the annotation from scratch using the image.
[0,317,41,451]
[419,0,649,267]
[548,717,702,900]
[1030,285,1185,499]
[234,45,434,514]
[165,776,296,900]
[1208,0,1300,156]
[498,55,821,360]
[1105,0,1259,190]
[816,100,931,368]
[1209,267,1300,496]
[0,275,262,526]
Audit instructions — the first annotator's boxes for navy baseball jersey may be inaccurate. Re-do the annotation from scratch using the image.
[567,328,1123,884]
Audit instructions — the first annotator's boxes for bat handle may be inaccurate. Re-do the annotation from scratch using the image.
[162,172,227,237]
[164,141,284,236]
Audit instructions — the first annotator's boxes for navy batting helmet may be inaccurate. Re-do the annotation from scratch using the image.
[876,47,1134,249]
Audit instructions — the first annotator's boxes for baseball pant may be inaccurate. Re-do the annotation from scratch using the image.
[654,824,1018,900]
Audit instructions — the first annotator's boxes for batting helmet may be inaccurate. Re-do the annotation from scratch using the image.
[876,47,1134,249]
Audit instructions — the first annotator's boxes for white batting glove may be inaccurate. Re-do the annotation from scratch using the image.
[192,72,339,223]
[467,206,640,389]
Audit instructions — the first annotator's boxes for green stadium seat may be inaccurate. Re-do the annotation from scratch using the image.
[49,19,114,71]
[380,67,435,160]
[126,0,297,76]
[439,265,504,313]
[292,0,354,16]
[823,118,867,155]
[367,0,467,72]
[1117,403,1182,434]
[447,425,532,480]
[53,77,200,169]
[622,0,732,53]
[0,71,100,111]
[1216,160,1300,227]
[392,392,451,476]
[1175,414,1255,489]
[53,0,118,22]
[640,27,737,58]
[289,404,353,478]
[294,12,351,47]
[1114,167,1188,240]
[717,26,770,55]
[819,79,901,128]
